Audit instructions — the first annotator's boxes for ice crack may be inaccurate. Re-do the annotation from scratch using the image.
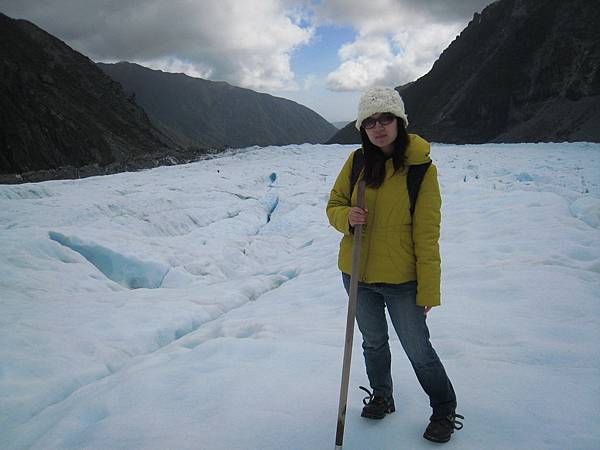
[48,232,169,289]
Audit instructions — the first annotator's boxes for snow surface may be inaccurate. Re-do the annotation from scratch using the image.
[1,142,599,450]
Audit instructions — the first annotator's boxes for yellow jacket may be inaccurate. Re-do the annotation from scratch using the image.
[326,134,442,307]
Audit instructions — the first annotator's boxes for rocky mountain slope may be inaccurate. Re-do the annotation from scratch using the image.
[0,13,188,182]
[329,0,600,144]
[98,62,337,149]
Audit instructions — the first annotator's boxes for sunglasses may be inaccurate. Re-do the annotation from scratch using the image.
[361,113,396,129]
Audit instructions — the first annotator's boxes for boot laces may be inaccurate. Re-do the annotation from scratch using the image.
[358,386,374,405]
[452,414,465,430]
[435,413,464,430]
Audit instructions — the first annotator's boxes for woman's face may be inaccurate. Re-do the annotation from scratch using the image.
[363,112,398,154]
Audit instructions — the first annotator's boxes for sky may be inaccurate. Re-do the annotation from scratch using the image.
[0,0,492,121]
[1,141,599,449]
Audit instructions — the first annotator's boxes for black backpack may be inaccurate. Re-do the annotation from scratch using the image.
[349,149,432,216]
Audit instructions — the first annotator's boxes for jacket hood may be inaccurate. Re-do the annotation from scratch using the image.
[405,134,431,165]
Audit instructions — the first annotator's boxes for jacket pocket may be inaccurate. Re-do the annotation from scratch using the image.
[386,225,415,274]
[338,235,354,273]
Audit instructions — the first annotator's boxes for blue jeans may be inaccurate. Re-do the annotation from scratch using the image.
[342,273,456,418]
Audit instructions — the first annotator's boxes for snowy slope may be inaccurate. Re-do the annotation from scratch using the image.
[1,143,599,450]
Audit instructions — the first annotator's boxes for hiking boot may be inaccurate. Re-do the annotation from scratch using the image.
[359,386,395,419]
[423,413,464,443]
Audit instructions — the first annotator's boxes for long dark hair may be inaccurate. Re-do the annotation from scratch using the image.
[359,117,409,188]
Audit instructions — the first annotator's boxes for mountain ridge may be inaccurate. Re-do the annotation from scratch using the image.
[328,0,600,144]
[97,62,337,149]
[0,14,337,183]
[0,12,191,183]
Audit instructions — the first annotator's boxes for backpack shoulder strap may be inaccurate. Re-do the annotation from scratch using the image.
[349,148,364,200]
[350,150,431,215]
[407,161,432,216]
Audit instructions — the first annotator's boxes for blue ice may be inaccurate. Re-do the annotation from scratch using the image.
[48,232,169,289]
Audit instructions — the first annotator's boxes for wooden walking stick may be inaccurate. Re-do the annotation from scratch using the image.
[335,180,366,449]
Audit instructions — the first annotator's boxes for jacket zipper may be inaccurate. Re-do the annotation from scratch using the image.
[361,187,378,281]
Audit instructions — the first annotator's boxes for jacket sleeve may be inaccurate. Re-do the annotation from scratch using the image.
[326,153,355,235]
[412,163,442,307]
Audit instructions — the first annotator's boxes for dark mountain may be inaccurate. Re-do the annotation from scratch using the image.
[98,62,337,148]
[331,121,352,129]
[328,0,600,144]
[0,13,191,183]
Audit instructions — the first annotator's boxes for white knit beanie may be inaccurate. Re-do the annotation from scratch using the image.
[355,86,409,130]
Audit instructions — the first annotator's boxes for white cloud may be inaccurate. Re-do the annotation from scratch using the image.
[315,0,487,92]
[302,74,318,90]
[2,0,314,91]
[325,23,462,91]
[326,35,403,91]
[1,0,492,118]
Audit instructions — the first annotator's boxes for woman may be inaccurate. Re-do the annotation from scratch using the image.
[326,87,463,443]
